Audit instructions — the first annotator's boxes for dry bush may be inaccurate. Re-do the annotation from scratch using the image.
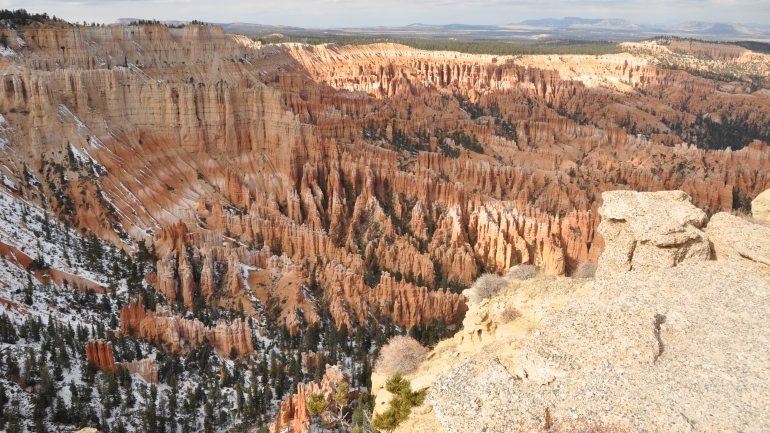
[374,336,429,376]
[468,273,508,303]
[497,307,521,323]
[730,207,756,223]
[505,265,536,281]
[572,261,597,279]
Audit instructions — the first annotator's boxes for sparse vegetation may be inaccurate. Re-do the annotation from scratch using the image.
[374,336,429,376]
[371,374,426,432]
[468,273,508,303]
[498,306,522,323]
[572,262,597,279]
[306,392,329,427]
[248,32,623,56]
[506,265,537,281]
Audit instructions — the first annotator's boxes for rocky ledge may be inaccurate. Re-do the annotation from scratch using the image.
[398,190,770,432]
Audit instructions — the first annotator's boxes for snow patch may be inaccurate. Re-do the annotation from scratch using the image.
[2,174,15,189]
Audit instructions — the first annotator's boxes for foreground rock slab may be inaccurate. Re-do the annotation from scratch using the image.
[424,191,770,432]
[431,259,770,432]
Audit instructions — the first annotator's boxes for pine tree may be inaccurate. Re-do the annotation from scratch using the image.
[39,365,56,408]
[306,393,329,429]
[203,402,214,433]
[0,382,7,425]
[167,378,178,433]
[23,273,34,305]
[143,384,159,431]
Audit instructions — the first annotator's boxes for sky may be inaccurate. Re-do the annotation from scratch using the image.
[5,0,770,29]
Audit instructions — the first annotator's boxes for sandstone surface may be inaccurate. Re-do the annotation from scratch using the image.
[596,190,710,275]
[388,190,770,433]
[752,188,770,224]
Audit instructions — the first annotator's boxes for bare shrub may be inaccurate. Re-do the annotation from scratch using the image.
[374,336,429,376]
[497,307,521,323]
[572,261,597,279]
[730,207,756,223]
[468,273,508,303]
[505,265,536,280]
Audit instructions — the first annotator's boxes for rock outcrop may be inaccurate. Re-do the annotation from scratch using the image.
[753,188,770,225]
[270,364,351,433]
[401,189,770,433]
[119,299,254,356]
[596,190,711,275]
[707,212,770,267]
[86,339,159,383]
[85,340,116,372]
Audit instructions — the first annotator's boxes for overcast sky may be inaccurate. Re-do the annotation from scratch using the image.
[6,0,770,28]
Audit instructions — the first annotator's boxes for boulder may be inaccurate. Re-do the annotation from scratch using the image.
[752,188,770,225]
[706,212,770,267]
[596,190,711,275]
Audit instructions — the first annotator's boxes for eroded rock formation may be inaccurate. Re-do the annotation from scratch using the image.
[596,190,711,275]
[270,364,351,433]
[121,358,159,384]
[86,339,159,383]
[85,340,116,372]
[119,300,254,356]
[1,23,769,350]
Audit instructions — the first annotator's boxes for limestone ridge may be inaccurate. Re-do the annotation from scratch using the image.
[399,190,770,432]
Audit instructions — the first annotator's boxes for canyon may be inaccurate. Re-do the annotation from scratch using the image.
[0,24,768,336]
[0,18,768,432]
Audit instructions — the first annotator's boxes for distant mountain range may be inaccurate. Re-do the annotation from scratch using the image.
[115,17,770,41]
[518,17,639,30]
[510,17,766,38]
